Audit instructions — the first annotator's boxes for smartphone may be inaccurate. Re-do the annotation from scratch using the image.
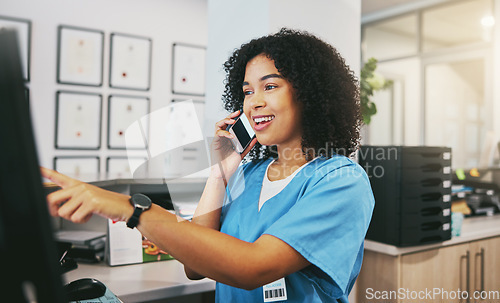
[226,112,256,154]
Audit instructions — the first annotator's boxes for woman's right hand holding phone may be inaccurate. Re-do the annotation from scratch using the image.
[211,110,257,184]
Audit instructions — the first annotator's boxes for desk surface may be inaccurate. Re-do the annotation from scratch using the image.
[64,260,216,303]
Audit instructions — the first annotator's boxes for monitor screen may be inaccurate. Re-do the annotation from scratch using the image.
[0,29,67,302]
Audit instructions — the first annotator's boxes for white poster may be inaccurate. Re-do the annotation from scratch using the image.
[57,26,104,86]
[109,33,152,90]
[172,43,206,96]
[55,91,102,149]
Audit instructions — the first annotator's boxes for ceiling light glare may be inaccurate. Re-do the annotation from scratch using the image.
[481,15,495,28]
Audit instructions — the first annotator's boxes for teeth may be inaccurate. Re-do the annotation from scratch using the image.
[253,116,275,123]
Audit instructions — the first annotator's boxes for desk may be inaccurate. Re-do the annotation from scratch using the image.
[356,215,500,302]
[64,260,216,303]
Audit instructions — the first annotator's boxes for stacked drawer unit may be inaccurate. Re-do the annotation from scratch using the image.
[358,146,452,247]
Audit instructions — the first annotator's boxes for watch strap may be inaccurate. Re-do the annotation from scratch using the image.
[126,206,143,229]
[126,193,152,229]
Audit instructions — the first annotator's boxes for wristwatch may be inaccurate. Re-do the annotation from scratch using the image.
[126,193,152,229]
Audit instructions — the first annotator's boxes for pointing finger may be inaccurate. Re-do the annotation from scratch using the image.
[40,167,78,189]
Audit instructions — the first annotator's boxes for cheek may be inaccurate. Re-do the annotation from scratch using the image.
[242,99,250,113]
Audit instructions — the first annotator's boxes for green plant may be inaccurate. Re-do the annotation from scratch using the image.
[360,58,393,125]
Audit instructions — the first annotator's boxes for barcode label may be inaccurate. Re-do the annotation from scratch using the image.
[263,277,287,302]
[265,288,285,299]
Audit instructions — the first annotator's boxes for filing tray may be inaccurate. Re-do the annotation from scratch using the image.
[358,146,452,246]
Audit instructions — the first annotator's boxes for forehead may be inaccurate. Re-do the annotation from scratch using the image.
[245,54,279,75]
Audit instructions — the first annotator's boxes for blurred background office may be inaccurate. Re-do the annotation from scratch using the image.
[2,1,500,302]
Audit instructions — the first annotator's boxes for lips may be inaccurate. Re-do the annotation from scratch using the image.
[252,115,275,131]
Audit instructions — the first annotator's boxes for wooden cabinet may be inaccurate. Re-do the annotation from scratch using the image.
[469,237,500,300]
[356,236,500,302]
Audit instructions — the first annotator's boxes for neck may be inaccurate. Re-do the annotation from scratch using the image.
[267,142,309,182]
[275,142,308,168]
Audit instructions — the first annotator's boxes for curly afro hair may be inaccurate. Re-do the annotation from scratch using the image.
[222,28,362,160]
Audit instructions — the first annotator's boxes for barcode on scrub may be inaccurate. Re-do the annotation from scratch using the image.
[264,288,285,299]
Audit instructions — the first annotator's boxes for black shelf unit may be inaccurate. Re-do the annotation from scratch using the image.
[359,146,452,247]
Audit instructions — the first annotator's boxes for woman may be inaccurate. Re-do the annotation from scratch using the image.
[42,28,374,302]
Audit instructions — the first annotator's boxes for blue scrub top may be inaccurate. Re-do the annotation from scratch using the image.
[216,155,375,303]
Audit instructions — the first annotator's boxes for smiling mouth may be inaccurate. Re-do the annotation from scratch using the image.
[253,115,275,125]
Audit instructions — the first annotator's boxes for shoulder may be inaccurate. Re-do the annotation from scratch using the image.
[307,155,369,183]
[300,155,374,207]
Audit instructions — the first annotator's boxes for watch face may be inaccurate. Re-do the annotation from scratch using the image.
[132,193,152,208]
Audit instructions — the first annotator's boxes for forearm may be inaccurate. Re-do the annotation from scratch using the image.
[191,176,226,230]
[184,176,226,279]
[137,204,277,289]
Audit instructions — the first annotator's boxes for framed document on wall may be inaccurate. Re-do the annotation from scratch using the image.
[172,43,206,96]
[53,156,100,176]
[57,25,104,86]
[106,156,148,178]
[0,16,31,81]
[107,95,150,149]
[109,33,152,91]
[55,91,102,150]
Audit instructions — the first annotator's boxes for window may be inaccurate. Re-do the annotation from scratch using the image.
[363,13,418,61]
[362,0,494,168]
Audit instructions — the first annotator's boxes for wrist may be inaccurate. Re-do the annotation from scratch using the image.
[126,194,152,229]
[124,196,134,221]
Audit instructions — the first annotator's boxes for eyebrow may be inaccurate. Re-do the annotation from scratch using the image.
[242,73,283,87]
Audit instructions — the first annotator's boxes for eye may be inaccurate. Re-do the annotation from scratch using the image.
[264,84,277,91]
[243,89,254,96]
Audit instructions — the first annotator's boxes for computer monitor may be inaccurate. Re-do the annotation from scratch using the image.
[0,29,67,302]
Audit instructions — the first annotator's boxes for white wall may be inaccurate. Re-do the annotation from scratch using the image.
[1,0,208,171]
[268,0,361,73]
[376,58,421,145]
[494,0,500,138]
[204,0,270,136]
[205,0,361,137]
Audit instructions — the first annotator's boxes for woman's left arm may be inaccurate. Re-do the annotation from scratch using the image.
[138,204,310,290]
[42,167,309,290]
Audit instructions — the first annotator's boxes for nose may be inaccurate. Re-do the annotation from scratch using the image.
[247,91,266,110]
